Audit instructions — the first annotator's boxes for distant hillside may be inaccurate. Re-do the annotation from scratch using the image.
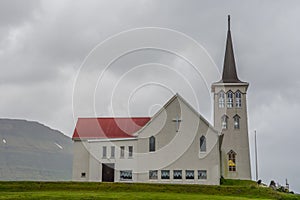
[0,119,73,181]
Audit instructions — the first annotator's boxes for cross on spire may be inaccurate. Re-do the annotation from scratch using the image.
[228,15,231,31]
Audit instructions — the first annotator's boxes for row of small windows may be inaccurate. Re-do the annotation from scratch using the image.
[102,146,133,159]
[118,170,208,180]
[149,170,207,180]
[221,115,240,129]
[218,91,242,108]
[149,135,207,153]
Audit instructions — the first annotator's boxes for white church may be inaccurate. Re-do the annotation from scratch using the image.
[72,16,252,185]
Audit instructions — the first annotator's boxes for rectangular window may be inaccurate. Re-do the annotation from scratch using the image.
[120,170,132,180]
[198,170,207,179]
[102,146,107,158]
[218,92,225,108]
[173,170,182,179]
[161,170,170,179]
[128,146,133,158]
[149,170,158,180]
[81,172,86,178]
[227,92,233,108]
[235,92,242,107]
[185,170,194,179]
[111,146,115,158]
[120,146,125,158]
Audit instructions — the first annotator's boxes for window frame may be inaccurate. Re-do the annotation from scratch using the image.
[218,91,225,108]
[185,170,195,180]
[149,136,156,152]
[235,91,242,108]
[200,136,206,152]
[221,115,228,130]
[128,146,133,158]
[102,146,107,158]
[120,146,125,158]
[228,150,237,172]
[110,146,115,158]
[233,115,240,129]
[149,170,158,180]
[198,170,207,180]
[227,91,233,108]
[173,170,182,180]
[161,170,170,179]
[120,170,132,180]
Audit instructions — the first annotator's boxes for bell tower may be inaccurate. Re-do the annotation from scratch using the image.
[212,15,251,180]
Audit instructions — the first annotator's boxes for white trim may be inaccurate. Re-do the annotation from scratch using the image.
[87,138,138,142]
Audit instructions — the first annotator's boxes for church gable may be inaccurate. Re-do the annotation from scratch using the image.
[136,94,219,159]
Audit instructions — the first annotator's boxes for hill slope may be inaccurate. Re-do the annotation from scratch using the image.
[0,119,73,181]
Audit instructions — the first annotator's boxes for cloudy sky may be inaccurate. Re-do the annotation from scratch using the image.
[1,0,300,192]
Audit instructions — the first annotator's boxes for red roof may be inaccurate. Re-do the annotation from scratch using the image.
[72,117,150,140]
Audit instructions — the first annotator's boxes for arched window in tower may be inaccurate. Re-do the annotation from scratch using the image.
[235,91,242,107]
[233,115,240,129]
[227,91,233,108]
[200,136,206,152]
[228,150,236,172]
[218,91,225,108]
[221,115,228,129]
[149,136,155,152]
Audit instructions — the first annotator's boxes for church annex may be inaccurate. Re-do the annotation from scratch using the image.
[72,16,251,184]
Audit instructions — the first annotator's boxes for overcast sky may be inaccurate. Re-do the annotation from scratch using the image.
[1,0,300,192]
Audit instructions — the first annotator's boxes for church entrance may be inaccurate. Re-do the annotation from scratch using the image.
[102,163,115,182]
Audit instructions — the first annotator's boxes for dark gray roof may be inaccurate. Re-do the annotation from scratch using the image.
[219,15,243,83]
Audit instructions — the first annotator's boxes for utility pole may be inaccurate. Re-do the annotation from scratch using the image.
[255,130,258,180]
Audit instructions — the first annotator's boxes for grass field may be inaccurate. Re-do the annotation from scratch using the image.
[0,181,299,200]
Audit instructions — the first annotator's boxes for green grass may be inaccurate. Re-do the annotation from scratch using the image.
[0,180,299,200]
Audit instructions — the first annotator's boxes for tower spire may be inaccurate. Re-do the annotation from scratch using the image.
[221,15,242,83]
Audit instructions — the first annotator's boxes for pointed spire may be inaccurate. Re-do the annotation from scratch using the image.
[221,15,242,83]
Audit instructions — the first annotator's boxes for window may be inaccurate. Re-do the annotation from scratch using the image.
[81,172,86,178]
[120,146,125,158]
[111,146,115,158]
[102,146,107,158]
[120,170,132,180]
[173,170,182,179]
[149,136,155,152]
[128,146,133,158]
[233,115,240,129]
[200,136,206,152]
[221,115,228,129]
[186,170,194,179]
[218,91,225,108]
[161,170,170,179]
[235,91,242,107]
[149,170,158,180]
[227,91,233,108]
[198,170,207,179]
[228,150,236,172]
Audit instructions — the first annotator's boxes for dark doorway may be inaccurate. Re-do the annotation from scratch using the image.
[102,163,115,182]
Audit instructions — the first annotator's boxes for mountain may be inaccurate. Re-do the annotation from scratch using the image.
[0,119,73,181]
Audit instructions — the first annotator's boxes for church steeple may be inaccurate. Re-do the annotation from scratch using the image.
[220,15,242,83]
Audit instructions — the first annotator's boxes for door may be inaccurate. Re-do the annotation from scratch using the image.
[102,163,115,182]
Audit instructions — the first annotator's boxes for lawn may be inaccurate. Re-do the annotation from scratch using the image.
[0,181,299,200]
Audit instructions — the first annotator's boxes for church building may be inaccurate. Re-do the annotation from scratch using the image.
[72,16,252,184]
